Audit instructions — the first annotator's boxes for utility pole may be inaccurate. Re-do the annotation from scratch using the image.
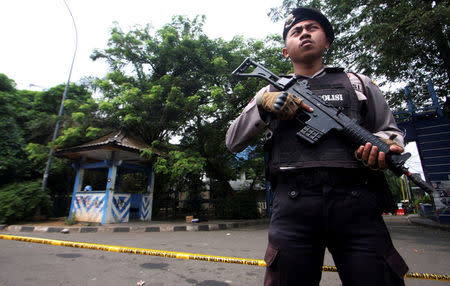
[41,0,78,193]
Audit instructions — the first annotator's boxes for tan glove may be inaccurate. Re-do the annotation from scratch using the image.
[379,137,403,150]
[261,91,303,120]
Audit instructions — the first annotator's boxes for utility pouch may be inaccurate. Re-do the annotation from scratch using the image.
[385,248,409,279]
[367,171,397,214]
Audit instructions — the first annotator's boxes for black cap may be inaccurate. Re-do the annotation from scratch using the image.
[282,7,334,43]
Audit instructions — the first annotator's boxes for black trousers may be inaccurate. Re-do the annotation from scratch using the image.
[264,169,408,286]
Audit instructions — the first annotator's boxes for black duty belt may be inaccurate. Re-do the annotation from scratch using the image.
[277,168,369,189]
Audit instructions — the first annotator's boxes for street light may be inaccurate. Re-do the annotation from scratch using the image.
[41,0,78,193]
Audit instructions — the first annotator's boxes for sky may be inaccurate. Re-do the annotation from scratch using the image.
[404,142,425,180]
[0,0,282,90]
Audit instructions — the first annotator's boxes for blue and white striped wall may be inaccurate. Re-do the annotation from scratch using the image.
[72,193,105,223]
[109,194,131,223]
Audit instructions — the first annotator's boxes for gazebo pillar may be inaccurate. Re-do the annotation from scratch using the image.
[68,160,84,220]
[103,151,119,224]
[140,167,154,221]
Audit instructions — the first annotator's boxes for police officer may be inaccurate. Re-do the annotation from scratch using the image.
[226,7,409,286]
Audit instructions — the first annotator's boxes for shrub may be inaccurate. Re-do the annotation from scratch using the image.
[415,195,433,205]
[0,180,53,224]
[64,212,78,225]
[215,190,260,219]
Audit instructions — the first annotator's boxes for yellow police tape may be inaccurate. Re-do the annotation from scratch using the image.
[1,234,449,281]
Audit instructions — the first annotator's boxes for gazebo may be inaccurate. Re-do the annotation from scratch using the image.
[56,130,161,225]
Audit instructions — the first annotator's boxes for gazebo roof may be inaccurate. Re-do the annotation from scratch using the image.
[56,130,162,164]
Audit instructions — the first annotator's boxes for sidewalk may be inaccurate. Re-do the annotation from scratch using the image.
[407,214,450,231]
[3,215,449,234]
[0,218,270,234]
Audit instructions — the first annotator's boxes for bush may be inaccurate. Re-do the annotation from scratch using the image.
[215,190,260,219]
[64,212,78,225]
[0,180,53,224]
[415,195,433,205]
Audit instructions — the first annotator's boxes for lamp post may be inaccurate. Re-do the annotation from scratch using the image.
[41,0,78,193]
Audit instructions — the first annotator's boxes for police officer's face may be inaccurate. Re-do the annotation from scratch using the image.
[283,20,330,63]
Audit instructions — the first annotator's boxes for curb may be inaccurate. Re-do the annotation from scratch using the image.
[407,214,450,232]
[2,219,270,234]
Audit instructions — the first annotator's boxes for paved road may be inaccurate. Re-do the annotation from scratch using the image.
[0,217,448,286]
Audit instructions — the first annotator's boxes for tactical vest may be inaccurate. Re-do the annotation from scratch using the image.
[267,70,367,173]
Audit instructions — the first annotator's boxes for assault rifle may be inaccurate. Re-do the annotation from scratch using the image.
[232,57,435,195]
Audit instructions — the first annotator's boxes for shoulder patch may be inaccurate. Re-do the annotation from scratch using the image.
[347,72,367,97]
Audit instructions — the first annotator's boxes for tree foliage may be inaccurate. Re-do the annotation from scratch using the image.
[0,72,100,216]
[90,15,288,205]
[0,74,30,185]
[1,15,288,219]
[0,180,53,224]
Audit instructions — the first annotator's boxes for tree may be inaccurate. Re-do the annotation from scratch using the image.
[0,75,98,217]
[0,74,32,185]
[1,15,297,219]
[22,83,100,184]
[89,16,291,216]
[19,82,100,216]
[269,1,449,112]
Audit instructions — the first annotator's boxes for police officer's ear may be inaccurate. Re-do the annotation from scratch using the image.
[322,38,331,58]
[282,47,290,59]
[325,40,330,50]
[325,38,331,50]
